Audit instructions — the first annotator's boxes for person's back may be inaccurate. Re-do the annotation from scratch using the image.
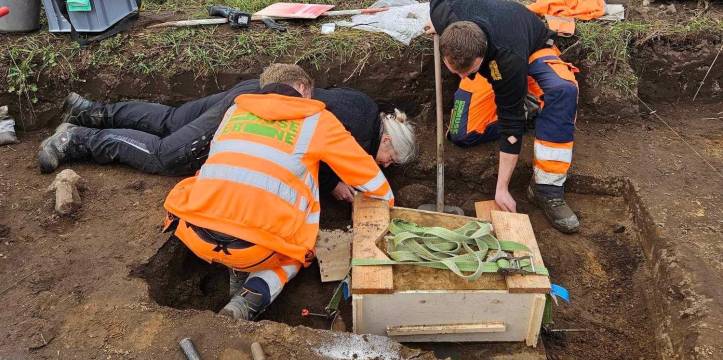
[430,0,552,60]
[163,64,393,321]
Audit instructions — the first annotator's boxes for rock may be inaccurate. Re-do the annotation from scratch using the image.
[665,4,676,13]
[614,224,626,233]
[47,169,84,215]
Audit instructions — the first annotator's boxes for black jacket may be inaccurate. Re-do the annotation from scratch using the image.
[313,87,381,194]
[430,0,554,154]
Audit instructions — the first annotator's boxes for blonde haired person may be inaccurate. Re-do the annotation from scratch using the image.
[163,63,395,320]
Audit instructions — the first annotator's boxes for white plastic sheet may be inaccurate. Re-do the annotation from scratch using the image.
[336,0,430,45]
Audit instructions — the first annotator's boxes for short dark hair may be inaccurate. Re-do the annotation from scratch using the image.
[440,21,487,72]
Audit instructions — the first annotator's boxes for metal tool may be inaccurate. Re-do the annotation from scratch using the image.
[418,34,465,216]
[208,5,251,28]
[301,308,331,318]
[179,337,202,360]
[300,275,351,321]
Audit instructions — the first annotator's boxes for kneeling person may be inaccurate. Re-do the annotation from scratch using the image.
[163,64,394,321]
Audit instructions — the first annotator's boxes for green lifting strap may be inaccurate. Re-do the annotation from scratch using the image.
[351,219,549,281]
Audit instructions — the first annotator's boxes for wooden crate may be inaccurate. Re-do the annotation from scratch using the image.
[350,196,550,346]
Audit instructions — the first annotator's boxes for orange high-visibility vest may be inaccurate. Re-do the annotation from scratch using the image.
[164,93,393,264]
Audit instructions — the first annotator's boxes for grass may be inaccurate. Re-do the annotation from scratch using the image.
[572,15,723,96]
[1,0,721,120]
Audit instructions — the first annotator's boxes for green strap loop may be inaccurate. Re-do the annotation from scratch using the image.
[352,218,549,281]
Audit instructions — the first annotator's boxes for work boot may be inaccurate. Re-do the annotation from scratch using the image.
[527,184,580,234]
[228,269,248,297]
[37,123,90,173]
[60,92,106,128]
[220,288,265,321]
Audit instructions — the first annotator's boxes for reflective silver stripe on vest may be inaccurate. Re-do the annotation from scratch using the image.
[534,143,573,163]
[306,211,320,224]
[293,113,320,155]
[533,167,567,187]
[355,170,387,192]
[304,172,319,202]
[369,189,394,201]
[210,140,306,177]
[298,196,309,212]
[199,164,298,205]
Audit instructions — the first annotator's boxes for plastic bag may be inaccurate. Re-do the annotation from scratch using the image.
[0,106,19,145]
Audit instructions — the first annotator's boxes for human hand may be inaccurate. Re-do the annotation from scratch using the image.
[495,189,517,213]
[424,19,436,35]
[331,182,355,203]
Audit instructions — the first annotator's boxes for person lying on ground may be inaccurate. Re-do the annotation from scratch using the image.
[37,80,416,203]
[162,63,394,321]
[428,0,581,233]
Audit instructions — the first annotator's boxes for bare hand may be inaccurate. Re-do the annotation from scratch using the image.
[331,182,355,203]
[424,19,436,35]
[495,189,517,213]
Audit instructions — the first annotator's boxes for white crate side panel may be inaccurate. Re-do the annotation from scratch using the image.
[353,291,539,342]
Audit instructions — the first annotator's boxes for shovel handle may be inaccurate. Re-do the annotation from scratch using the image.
[433,34,445,213]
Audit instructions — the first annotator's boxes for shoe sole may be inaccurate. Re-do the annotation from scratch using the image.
[60,93,82,125]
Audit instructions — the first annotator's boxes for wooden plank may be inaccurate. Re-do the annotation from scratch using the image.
[490,211,551,294]
[356,291,537,342]
[474,200,501,222]
[387,321,506,336]
[351,195,393,293]
[315,230,352,282]
[526,294,546,347]
[390,206,506,291]
[352,295,364,334]
[390,207,478,228]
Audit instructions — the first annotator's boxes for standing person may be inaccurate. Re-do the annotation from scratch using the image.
[428,0,580,233]
[162,64,394,321]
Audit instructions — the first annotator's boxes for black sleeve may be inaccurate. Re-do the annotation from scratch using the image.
[430,0,457,35]
[194,79,261,128]
[318,162,340,194]
[490,50,528,154]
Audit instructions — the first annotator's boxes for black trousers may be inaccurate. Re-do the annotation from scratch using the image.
[76,80,260,175]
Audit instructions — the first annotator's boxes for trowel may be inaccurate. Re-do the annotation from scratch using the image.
[418,34,464,216]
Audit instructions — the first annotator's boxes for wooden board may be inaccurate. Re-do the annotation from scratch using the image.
[490,211,551,294]
[526,294,547,346]
[353,291,538,342]
[387,321,506,336]
[351,195,393,294]
[390,206,506,291]
[254,3,335,19]
[315,230,352,282]
[390,207,479,228]
[474,200,501,222]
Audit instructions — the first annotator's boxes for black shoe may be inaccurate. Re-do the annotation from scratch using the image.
[527,184,580,234]
[37,124,89,173]
[220,288,265,321]
[61,92,105,127]
[228,269,249,297]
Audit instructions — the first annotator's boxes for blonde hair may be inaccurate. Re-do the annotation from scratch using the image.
[259,63,314,89]
[381,108,417,164]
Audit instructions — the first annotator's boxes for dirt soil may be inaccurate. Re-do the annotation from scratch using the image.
[1,2,722,359]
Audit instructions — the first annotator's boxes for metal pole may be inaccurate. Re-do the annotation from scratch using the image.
[433,34,445,213]
[179,337,202,360]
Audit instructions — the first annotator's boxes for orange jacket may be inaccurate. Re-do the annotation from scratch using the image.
[164,93,393,264]
[527,0,605,21]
